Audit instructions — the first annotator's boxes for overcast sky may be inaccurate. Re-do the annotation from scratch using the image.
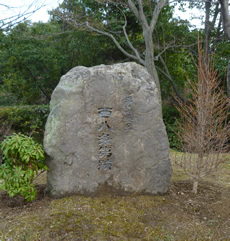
[0,0,203,28]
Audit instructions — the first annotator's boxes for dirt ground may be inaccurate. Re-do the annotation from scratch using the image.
[0,159,230,240]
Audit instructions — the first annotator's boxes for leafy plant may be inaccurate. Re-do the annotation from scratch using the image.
[0,133,48,201]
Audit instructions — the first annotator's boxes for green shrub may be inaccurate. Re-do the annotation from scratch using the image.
[0,91,18,106]
[162,104,182,151]
[0,105,49,142]
[0,133,48,201]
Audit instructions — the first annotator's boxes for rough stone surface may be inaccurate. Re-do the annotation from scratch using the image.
[44,62,172,197]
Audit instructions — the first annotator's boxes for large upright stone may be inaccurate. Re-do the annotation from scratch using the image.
[44,62,172,197]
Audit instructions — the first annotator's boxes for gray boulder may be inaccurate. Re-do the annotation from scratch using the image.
[44,62,172,197]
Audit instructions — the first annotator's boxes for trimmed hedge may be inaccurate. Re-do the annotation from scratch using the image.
[0,105,49,143]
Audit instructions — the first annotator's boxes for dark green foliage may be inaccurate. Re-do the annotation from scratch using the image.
[0,19,125,104]
[155,9,199,99]
[0,133,48,201]
[0,105,49,142]
[215,40,230,81]
[0,91,18,106]
[162,104,182,151]
[0,21,65,104]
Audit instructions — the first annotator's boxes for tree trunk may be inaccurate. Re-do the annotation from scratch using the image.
[219,0,230,97]
[143,27,162,103]
[204,0,211,58]
[192,180,199,194]
[145,57,161,99]
[219,0,230,39]
[227,59,230,97]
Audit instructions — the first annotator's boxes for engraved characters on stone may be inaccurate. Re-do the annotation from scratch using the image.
[97,108,112,170]
[123,96,133,131]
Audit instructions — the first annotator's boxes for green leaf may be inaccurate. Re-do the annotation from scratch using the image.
[0,133,45,201]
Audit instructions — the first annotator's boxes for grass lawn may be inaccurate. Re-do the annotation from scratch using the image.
[0,151,230,241]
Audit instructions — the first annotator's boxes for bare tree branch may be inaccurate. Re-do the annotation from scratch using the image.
[0,0,47,30]
[157,56,186,103]
[55,7,143,64]
[155,43,197,60]
[85,21,144,63]
[127,0,142,23]
[119,5,145,65]
[150,0,168,32]
[137,0,149,28]
[0,3,16,9]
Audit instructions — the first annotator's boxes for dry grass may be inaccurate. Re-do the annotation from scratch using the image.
[171,150,230,187]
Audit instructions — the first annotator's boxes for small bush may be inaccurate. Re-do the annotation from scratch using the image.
[0,133,48,201]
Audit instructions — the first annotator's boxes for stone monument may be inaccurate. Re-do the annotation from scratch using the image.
[44,62,172,197]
